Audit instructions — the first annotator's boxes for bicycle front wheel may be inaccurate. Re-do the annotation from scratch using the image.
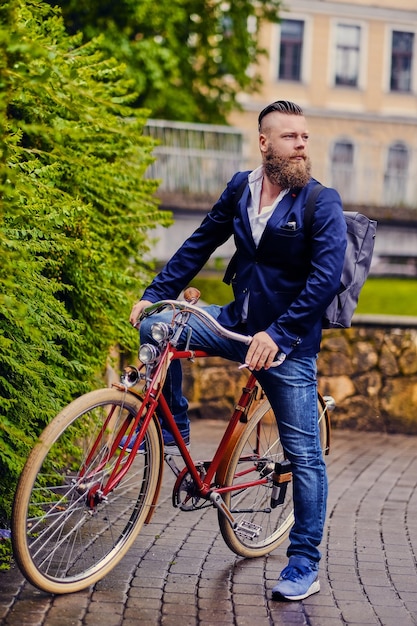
[12,388,162,594]
[217,395,328,558]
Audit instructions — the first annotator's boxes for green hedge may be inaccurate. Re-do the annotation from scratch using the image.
[0,0,169,534]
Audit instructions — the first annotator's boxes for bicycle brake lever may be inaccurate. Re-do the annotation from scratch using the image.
[237,352,286,370]
[272,352,286,367]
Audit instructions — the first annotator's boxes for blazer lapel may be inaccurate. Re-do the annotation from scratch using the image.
[237,186,257,250]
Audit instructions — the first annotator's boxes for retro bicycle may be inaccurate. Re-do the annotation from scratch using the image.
[11,288,333,594]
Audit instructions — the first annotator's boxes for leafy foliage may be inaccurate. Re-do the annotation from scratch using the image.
[43,0,283,123]
[0,537,12,570]
[0,0,169,528]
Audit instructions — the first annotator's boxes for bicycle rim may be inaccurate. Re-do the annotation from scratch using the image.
[12,388,162,594]
[217,396,328,558]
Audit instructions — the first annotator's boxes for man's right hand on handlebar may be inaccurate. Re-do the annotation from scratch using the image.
[129,299,284,371]
[129,300,153,327]
[244,331,280,371]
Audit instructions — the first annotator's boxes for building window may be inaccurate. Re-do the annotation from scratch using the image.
[330,140,355,202]
[384,142,409,205]
[278,19,304,81]
[390,31,414,92]
[335,24,361,87]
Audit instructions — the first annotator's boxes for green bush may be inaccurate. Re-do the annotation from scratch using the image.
[0,0,169,531]
[0,537,12,571]
[45,0,283,124]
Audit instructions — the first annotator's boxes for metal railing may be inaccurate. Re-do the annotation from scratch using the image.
[143,119,243,195]
[143,119,417,209]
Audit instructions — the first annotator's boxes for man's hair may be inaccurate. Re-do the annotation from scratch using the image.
[258,100,304,131]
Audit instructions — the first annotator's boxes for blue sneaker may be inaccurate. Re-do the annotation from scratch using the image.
[272,556,320,601]
[119,425,190,456]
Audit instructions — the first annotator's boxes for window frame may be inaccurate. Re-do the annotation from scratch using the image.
[385,24,417,94]
[277,17,305,83]
[389,30,415,93]
[274,17,309,84]
[334,23,361,87]
[329,138,356,203]
[330,19,367,90]
[383,141,410,205]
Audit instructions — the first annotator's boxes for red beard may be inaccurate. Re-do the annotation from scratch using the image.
[264,148,312,188]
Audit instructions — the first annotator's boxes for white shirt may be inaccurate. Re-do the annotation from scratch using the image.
[247,166,289,246]
[241,166,289,321]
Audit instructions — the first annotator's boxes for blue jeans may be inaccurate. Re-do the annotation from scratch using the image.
[140,305,327,566]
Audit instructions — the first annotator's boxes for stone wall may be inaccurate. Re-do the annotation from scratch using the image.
[319,326,417,433]
[181,325,417,434]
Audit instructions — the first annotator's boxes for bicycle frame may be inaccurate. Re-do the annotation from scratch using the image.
[99,343,264,506]
[11,291,333,595]
[80,294,330,527]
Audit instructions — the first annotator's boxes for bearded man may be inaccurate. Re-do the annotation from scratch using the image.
[130,100,347,601]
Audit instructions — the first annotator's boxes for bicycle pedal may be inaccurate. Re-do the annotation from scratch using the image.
[235,520,262,540]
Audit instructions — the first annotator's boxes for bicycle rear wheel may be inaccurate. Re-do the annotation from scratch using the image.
[217,394,328,558]
[12,388,162,594]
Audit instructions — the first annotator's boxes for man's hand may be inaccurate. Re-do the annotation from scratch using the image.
[129,300,153,327]
[244,331,279,371]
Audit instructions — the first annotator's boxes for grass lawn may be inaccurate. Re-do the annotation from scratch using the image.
[355,277,417,316]
[192,275,417,317]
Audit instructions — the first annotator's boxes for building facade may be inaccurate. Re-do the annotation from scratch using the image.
[229,0,417,210]
[146,1,417,272]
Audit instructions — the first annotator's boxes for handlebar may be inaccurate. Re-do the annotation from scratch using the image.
[138,287,286,368]
[140,299,253,346]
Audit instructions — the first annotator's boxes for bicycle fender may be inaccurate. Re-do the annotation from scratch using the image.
[144,415,164,524]
[215,421,247,486]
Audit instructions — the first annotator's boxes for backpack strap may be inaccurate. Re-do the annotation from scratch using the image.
[303,183,325,232]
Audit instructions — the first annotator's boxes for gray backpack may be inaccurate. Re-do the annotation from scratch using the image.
[304,184,377,329]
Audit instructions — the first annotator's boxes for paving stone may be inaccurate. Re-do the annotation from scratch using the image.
[198,609,234,624]
[2,426,417,626]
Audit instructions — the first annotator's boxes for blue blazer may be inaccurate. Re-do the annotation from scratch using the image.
[142,171,347,357]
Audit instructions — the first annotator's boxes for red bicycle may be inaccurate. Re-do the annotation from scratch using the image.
[12,288,332,594]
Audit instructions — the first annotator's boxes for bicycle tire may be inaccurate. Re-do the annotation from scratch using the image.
[217,394,329,558]
[12,388,162,594]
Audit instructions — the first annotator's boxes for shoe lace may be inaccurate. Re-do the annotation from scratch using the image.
[280,564,310,582]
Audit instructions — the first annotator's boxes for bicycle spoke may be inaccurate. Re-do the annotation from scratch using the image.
[12,389,161,593]
[218,401,293,556]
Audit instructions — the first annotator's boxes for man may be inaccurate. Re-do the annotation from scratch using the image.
[130,101,347,601]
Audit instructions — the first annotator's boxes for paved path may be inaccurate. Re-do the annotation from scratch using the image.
[1,421,417,626]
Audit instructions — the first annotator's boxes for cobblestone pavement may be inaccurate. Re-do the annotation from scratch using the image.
[1,421,417,626]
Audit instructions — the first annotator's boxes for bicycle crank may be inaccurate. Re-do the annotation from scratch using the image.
[172,465,208,511]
